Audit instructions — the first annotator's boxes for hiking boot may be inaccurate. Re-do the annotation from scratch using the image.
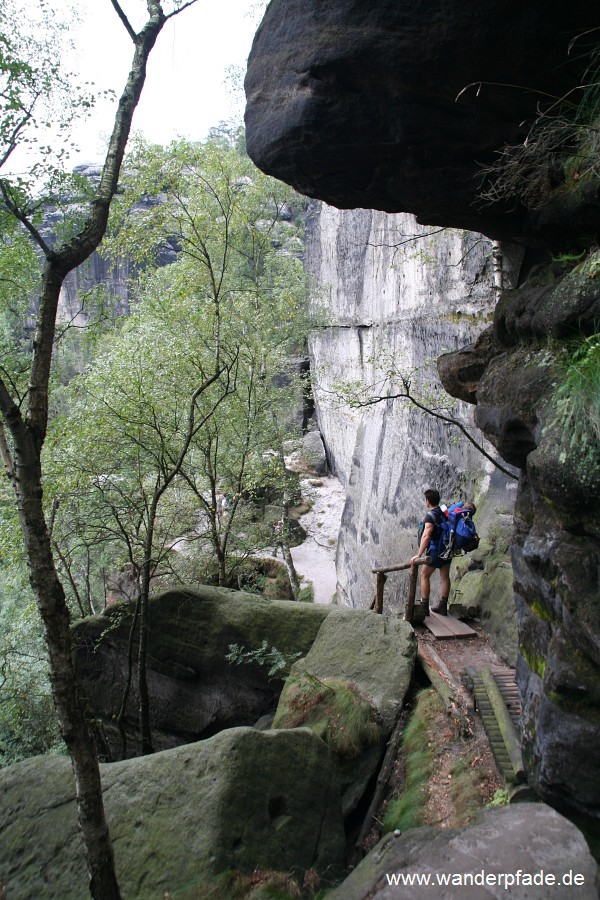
[431,598,448,616]
[412,600,429,624]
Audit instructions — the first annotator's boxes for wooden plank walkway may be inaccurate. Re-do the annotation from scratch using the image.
[470,667,526,785]
[423,611,477,639]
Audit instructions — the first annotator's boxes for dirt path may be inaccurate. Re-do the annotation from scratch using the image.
[286,476,511,837]
[416,624,506,827]
[363,622,508,853]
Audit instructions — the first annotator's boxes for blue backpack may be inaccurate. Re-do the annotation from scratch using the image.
[417,502,479,559]
[445,502,479,555]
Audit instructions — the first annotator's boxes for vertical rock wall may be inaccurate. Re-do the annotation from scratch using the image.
[307,204,518,645]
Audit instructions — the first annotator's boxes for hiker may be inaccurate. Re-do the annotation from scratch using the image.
[410,488,452,616]
[271,518,285,557]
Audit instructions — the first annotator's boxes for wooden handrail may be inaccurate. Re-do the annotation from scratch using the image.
[371,556,429,619]
[372,556,429,575]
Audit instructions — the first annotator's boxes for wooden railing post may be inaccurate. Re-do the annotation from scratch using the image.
[371,556,428,620]
[375,572,386,614]
[405,562,419,623]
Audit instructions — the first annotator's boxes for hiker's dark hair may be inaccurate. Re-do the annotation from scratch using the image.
[424,488,440,506]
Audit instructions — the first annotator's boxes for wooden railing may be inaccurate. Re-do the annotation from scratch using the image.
[371,556,429,622]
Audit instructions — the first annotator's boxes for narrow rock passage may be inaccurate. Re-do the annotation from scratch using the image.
[290,475,346,605]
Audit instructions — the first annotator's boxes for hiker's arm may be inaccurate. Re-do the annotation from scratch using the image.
[412,522,434,562]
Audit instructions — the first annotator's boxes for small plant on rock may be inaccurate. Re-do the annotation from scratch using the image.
[225,642,302,678]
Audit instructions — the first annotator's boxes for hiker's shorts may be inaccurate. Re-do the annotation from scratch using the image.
[427,554,451,570]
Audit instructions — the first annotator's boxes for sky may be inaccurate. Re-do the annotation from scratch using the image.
[24,0,265,167]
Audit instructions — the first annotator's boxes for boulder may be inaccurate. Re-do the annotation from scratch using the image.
[244,0,600,246]
[301,428,329,475]
[326,804,599,899]
[0,727,346,899]
[72,586,331,759]
[451,523,518,666]
[273,609,416,815]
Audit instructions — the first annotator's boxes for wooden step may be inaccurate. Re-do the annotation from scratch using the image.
[471,667,526,786]
[423,611,477,639]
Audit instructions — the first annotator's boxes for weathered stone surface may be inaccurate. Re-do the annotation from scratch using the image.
[274,609,416,815]
[301,428,329,474]
[326,804,599,899]
[245,0,599,246]
[452,522,517,665]
[514,477,600,821]
[437,327,504,405]
[474,345,557,470]
[0,727,345,899]
[72,586,331,758]
[494,267,600,346]
[306,204,518,612]
[444,262,600,824]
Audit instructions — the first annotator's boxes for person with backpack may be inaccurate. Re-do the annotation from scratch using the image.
[410,488,477,617]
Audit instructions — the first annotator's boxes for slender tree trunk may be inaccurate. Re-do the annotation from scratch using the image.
[281,503,301,598]
[5,413,121,899]
[137,503,157,755]
[0,6,199,896]
[491,240,504,301]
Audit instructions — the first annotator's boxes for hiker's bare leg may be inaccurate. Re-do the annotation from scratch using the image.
[440,565,451,599]
[420,564,434,601]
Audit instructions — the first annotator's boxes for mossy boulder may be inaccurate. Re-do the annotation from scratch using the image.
[0,727,345,899]
[451,524,518,665]
[273,609,416,816]
[326,804,599,900]
[71,586,332,759]
[452,558,517,666]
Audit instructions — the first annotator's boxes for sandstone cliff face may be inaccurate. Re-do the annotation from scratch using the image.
[441,264,600,822]
[306,203,518,660]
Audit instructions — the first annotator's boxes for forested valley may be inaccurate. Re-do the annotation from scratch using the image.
[0,126,311,767]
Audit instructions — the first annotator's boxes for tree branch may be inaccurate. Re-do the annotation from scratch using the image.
[0,179,52,256]
[110,0,137,41]
[345,377,518,480]
[164,0,200,21]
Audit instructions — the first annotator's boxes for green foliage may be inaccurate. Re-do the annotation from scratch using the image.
[551,250,587,270]
[0,0,99,181]
[448,755,485,826]
[44,134,309,603]
[297,584,314,603]
[487,787,511,808]
[0,571,60,767]
[554,333,600,452]
[383,689,440,833]
[225,641,302,678]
